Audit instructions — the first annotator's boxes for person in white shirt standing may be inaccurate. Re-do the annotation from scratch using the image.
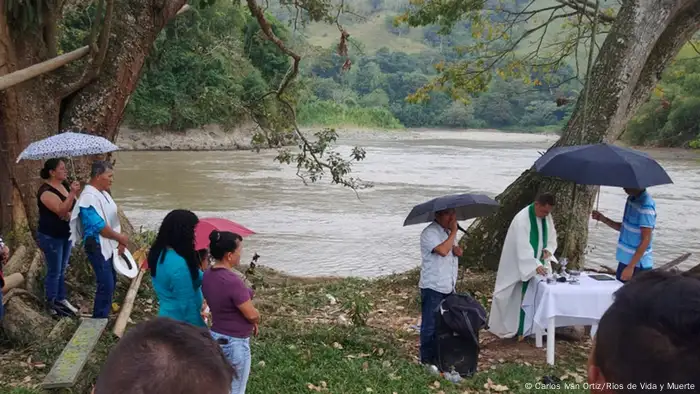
[418,208,462,365]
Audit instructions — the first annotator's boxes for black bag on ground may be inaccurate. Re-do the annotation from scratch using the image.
[435,293,488,377]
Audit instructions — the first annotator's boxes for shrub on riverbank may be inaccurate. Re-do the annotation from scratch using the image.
[297,100,403,129]
[1,267,591,394]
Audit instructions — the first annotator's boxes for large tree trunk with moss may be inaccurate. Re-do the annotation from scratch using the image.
[0,0,186,342]
[462,0,700,270]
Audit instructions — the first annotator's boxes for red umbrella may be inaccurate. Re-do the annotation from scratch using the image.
[194,217,255,250]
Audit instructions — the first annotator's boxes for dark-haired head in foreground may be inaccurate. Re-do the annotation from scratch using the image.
[588,270,700,393]
[147,209,200,282]
[93,317,235,394]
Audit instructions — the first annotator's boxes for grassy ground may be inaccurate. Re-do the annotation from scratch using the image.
[0,266,591,394]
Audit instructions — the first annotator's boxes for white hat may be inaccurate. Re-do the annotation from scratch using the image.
[114,248,139,279]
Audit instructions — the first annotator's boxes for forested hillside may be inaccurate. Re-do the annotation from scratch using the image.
[109,0,700,147]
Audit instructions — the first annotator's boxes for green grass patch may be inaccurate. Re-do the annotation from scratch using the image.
[246,319,589,394]
[0,268,593,394]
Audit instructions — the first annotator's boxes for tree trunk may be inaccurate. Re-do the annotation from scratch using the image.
[0,0,186,343]
[462,0,700,270]
[0,0,187,233]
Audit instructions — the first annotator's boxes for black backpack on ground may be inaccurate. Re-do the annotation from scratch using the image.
[435,293,488,377]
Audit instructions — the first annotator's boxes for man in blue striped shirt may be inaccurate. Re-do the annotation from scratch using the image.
[592,188,656,282]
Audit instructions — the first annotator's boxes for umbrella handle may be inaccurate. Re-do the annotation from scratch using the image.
[69,157,77,181]
[457,224,467,233]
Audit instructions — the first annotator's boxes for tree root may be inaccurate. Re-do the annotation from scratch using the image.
[1,294,54,345]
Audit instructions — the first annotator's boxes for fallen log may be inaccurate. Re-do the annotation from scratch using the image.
[25,250,44,297]
[657,253,692,271]
[3,245,28,276]
[1,292,53,344]
[1,273,25,294]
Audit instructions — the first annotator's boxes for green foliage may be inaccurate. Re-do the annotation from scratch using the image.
[374,0,614,112]
[625,56,700,148]
[303,44,576,131]
[57,2,96,53]
[123,3,274,131]
[275,128,370,189]
[297,101,402,129]
[243,14,291,85]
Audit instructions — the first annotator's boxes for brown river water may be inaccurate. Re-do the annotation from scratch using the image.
[113,129,700,277]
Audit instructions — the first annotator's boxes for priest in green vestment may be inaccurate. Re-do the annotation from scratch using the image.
[488,193,558,339]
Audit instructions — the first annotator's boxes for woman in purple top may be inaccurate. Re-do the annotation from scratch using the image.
[202,230,260,394]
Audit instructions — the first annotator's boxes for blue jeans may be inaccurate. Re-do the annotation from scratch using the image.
[85,238,116,318]
[211,331,251,394]
[616,262,651,283]
[420,288,449,365]
[37,233,72,303]
[0,290,4,320]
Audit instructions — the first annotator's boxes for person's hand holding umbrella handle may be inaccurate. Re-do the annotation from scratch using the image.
[69,181,81,195]
[592,210,621,231]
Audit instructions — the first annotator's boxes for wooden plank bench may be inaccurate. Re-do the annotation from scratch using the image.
[42,318,109,389]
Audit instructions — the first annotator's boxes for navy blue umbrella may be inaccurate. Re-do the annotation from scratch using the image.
[533,143,673,188]
[403,193,499,227]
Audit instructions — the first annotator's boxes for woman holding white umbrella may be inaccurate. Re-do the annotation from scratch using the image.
[37,158,81,316]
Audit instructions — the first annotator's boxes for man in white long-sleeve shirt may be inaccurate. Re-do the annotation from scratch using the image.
[418,208,463,365]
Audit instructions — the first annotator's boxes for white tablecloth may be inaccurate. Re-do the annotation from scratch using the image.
[521,273,622,335]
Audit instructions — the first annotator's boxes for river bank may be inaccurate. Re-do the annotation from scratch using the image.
[116,126,700,162]
[116,124,262,151]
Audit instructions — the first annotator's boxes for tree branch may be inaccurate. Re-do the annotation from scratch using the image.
[58,0,115,98]
[176,4,190,15]
[555,0,615,23]
[0,46,90,91]
[689,40,700,56]
[43,1,60,58]
[246,0,368,190]
[246,0,300,97]
[92,0,114,74]
[624,2,700,126]
[86,0,105,57]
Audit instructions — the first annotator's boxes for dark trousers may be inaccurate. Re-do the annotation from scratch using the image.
[85,238,116,318]
[38,232,72,303]
[420,288,449,364]
[616,262,651,283]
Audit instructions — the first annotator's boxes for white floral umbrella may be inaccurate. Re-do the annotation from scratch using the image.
[15,131,119,163]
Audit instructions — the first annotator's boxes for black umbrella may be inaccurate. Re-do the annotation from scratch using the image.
[533,143,672,260]
[403,193,499,230]
[533,143,673,188]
